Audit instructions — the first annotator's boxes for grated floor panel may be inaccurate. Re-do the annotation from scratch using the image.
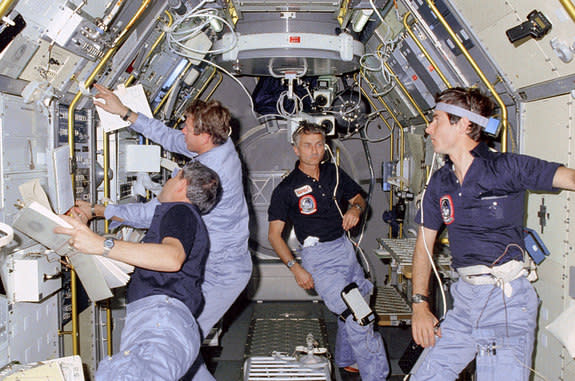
[376,238,451,266]
[373,286,412,326]
[245,317,328,357]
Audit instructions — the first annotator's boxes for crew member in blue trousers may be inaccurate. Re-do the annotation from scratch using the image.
[77,84,252,380]
[59,161,221,380]
[411,87,575,380]
[268,121,389,381]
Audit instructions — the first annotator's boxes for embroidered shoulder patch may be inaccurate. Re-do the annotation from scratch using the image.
[299,195,317,215]
[294,185,312,197]
[439,194,454,224]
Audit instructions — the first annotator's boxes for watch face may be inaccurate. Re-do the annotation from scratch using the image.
[104,238,115,249]
[412,294,428,303]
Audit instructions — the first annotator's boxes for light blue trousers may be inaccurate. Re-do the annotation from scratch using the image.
[412,276,538,381]
[95,295,201,381]
[190,252,252,381]
[301,235,389,381]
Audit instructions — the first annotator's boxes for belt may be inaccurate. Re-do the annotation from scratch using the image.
[457,260,527,286]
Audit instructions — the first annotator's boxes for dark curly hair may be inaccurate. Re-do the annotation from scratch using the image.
[435,87,495,142]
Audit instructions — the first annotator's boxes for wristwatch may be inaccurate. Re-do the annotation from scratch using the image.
[412,294,429,304]
[286,259,297,269]
[351,203,363,213]
[121,108,133,121]
[103,238,116,257]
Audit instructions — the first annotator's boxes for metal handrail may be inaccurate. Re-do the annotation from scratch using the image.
[559,0,575,23]
[203,70,224,101]
[426,0,508,151]
[403,11,452,88]
[356,72,406,237]
[0,0,16,21]
[65,0,153,356]
[383,61,430,124]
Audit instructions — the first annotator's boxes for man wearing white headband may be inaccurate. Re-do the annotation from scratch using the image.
[410,87,575,380]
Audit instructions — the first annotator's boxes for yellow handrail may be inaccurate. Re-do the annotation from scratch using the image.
[0,0,16,20]
[356,72,406,237]
[403,11,452,88]
[153,62,194,115]
[125,11,173,87]
[383,61,430,124]
[559,0,575,22]
[173,67,218,127]
[203,70,224,101]
[426,0,508,151]
[358,79,395,207]
[66,0,153,356]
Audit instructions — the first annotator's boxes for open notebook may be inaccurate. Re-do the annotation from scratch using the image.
[12,201,133,302]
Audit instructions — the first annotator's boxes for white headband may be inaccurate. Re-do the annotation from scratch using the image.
[435,102,501,136]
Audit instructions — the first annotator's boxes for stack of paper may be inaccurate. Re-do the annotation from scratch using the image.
[0,355,85,381]
[12,201,133,302]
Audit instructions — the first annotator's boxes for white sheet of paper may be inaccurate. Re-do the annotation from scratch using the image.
[96,84,153,132]
[18,179,51,210]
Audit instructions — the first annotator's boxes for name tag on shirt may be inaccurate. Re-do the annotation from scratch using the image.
[294,185,312,197]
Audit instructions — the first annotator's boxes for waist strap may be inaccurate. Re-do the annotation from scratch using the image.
[457,260,527,286]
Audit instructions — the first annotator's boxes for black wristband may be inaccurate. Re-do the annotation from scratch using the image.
[121,109,133,121]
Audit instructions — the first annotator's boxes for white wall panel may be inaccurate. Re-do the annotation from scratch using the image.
[9,293,59,364]
[523,94,574,380]
[452,0,574,89]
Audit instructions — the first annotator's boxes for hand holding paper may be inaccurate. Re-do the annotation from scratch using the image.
[55,214,106,256]
[93,83,128,115]
[93,83,153,132]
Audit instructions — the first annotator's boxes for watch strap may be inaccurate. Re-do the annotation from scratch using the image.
[103,238,115,257]
[121,109,133,121]
[412,293,429,304]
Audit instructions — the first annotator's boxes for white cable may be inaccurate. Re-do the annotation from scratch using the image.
[359,52,384,72]
[256,113,290,122]
[419,152,447,319]
[194,56,259,121]
[324,144,371,276]
[166,2,238,57]
[168,10,237,55]
[510,351,549,381]
[277,91,304,117]
[162,3,258,121]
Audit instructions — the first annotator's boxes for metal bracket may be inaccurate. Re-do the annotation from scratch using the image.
[537,198,548,234]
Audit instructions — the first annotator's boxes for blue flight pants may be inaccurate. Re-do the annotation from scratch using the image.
[95,295,201,381]
[190,252,252,380]
[412,276,538,381]
[301,235,389,381]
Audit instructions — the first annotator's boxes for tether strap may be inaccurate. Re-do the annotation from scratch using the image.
[339,308,352,322]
